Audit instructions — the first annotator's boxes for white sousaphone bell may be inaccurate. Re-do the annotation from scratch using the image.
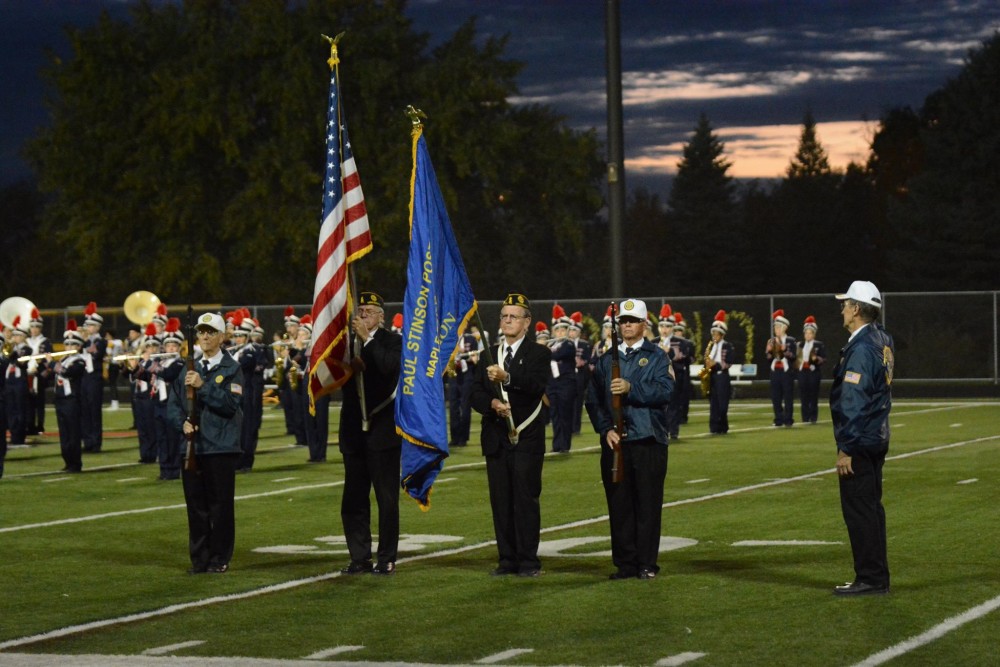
[0,296,36,328]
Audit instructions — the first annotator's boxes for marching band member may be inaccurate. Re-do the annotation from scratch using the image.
[767,309,797,427]
[533,321,550,345]
[27,308,53,435]
[706,310,734,435]
[4,317,32,445]
[568,311,592,435]
[154,318,187,480]
[81,302,107,452]
[279,307,303,443]
[49,321,87,473]
[128,323,162,465]
[672,313,694,424]
[797,315,826,424]
[0,330,7,477]
[448,325,480,448]
[547,304,577,453]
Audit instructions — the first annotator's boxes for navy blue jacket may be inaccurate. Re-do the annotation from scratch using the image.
[830,323,894,455]
[587,339,673,445]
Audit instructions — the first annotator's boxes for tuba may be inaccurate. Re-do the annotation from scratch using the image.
[123,291,161,325]
[1,296,36,329]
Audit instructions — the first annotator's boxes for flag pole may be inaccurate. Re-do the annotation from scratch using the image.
[324,32,369,432]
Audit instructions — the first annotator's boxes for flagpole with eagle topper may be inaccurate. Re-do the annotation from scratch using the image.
[308,32,373,417]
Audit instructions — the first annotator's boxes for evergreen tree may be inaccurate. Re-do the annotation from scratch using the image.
[786,109,832,180]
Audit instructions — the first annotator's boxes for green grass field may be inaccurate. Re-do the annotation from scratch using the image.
[2,398,999,666]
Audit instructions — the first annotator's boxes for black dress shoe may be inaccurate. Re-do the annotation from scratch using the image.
[517,568,541,578]
[341,561,373,575]
[490,566,517,577]
[187,566,207,575]
[206,563,229,573]
[608,569,636,580]
[637,568,657,580]
[833,581,889,596]
[373,561,396,575]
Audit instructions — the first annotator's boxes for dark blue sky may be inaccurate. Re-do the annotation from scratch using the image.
[4,0,1000,193]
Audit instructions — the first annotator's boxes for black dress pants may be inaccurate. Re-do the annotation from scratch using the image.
[340,443,401,565]
[183,452,241,570]
[486,445,543,572]
[839,444,889,587]
[601,437,667,574]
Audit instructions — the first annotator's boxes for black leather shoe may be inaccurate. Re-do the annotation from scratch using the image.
[187,566,207,575]
[637,568,657,580]
[341,561,373,575]
[609,569,635,580]
[518,568,541,578]
[373,561,396,575]
[833,581,889,596]
[206,563,229,574]
[490,566,517,577]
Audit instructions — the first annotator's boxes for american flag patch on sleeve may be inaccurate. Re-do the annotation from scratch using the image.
[231,383,243,396]
[844,371,862,384]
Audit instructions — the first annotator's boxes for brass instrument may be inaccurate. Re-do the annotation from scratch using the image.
[2,341,13,358]
[273,356,284,387]
[111,351,179,363]
[1,296,36,328]
[288,358,300,392]
[699,342,713,397]
[17,349,78,363]
[123,290,161,325]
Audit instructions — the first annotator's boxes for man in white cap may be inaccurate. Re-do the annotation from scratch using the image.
[831,281,894,596]
[586,298,672,580]
[180,312,244,574]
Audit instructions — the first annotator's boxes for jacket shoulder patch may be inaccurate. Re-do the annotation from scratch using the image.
[844,371,862,384]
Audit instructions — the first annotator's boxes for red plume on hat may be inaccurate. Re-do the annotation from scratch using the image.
[772,309,784,320]
[157,303,167,317]
[232,311,244,328]
[66,320,78,332]
[659,304,672,320]
[144,323,157,336]
[166,317,181,333]
[284,306,295,318]
[299,314,313,326]
[715,310,726,322]
[551,304,566,323]
[392,313,403,328]
[803,315,818,332]
[673,311,684,324]
[535,321,549,334]
[570,311,583,327]
[85,302,97,317]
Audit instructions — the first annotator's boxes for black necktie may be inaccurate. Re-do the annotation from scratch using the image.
[504,347,513,373]
[201,359,210,374]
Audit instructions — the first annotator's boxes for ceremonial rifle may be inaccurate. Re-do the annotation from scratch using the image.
[608,301,626,483]
[183,305,200,473]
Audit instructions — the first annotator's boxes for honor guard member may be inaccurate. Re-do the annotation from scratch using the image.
[154,319,186,480]
[706,310,735,435]
[181,312,244,574]
[568,311,592,435]
[831,281,893,596]
[797,316,826,424]
[80,302,107,452]
[547,304,577,453]
[279,306,301,439]
[4,317,32,445]
[338,292,402,575]
[128,323,162,465]
[448,326,480,448]
[767,309,797,427]
[672,313,694,424]
[471,293,551,577]
[26,308,53,435]
[49,321,88,473]
[586,298,673,580]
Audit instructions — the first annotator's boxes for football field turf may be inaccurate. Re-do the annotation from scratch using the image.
[1,398,998,666]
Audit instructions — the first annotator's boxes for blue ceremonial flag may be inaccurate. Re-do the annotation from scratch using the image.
[396,122,477,510]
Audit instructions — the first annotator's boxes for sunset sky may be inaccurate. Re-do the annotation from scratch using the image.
[4,1,1000,192]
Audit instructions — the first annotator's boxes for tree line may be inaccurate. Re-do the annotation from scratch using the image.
[1,1,996,309]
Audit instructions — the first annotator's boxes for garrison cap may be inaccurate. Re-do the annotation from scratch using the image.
[359,292,384,308]
[503,293,530,309]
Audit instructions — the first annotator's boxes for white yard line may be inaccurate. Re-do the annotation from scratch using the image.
[849,593,1000,667]
[141,640,205,655]
[303,645,364,659]
[655,653,707,666]
[475,648,534,664]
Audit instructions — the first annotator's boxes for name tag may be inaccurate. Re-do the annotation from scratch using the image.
[844,371,862,384]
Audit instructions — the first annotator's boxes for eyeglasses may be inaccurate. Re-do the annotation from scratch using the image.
[840,301,856,313]
[499,314,527,321]
[196,330,220,337]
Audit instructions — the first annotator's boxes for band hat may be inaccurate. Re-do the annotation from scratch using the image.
[534,321,550,339]
[391,313,404,331]
[63,320,84,346]
[618,298,647,321]
[83,301,103,326]
[195,312,226,333]
[162,317,185,345]
[359,292,384,308]
[658,303,675,326]
[299,314,313,334]
[602,305,613,324]
[569,311,583,331]
[803,315,818,332]
[672,311,686,331]
[30,307,43,327]
[152,303,168,325]
[772,309,790,327]
[711,309,728,335]
[835,280,882,308]
[551,304,571,328]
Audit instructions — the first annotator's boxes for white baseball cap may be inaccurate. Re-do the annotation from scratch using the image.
[835,280,882,308]
[618,298,647,321]
[195,312,226,332]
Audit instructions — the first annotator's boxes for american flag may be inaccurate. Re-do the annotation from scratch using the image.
[309,64,372,408]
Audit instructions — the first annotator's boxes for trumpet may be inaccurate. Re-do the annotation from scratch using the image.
[17,349,78,363]
[112,351,179,363]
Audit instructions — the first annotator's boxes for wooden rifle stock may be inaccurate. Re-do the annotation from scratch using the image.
[184,306,200,473]
[608,302,625,483]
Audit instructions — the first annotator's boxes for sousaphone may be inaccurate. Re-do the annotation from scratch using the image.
[0,296,36,328]
[123,291,161,325]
